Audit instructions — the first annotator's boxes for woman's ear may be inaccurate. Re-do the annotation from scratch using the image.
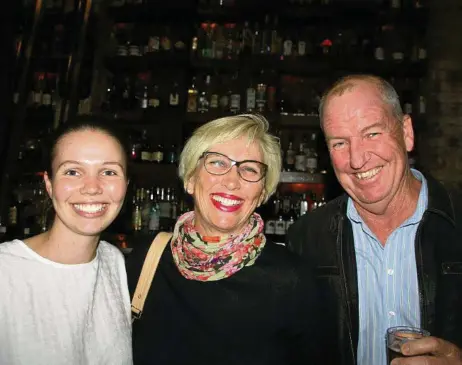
[185,177,195,195]
[257,190,266,207]
[44,171,53,199]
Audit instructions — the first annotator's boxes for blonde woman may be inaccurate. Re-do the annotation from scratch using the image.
[128,114,320,365]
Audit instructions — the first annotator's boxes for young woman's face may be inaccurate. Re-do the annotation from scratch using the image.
[44,129,128,237]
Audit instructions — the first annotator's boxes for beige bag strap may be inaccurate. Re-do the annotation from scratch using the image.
[131,231,172,322]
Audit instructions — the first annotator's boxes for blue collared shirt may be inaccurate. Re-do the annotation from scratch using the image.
[347,169,428,365]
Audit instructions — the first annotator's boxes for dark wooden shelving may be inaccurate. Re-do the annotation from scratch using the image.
[107,1,196,23]
[129,162,180,187]
[190,55,427,78]
[196,2,427,25]
[105,53,189,73]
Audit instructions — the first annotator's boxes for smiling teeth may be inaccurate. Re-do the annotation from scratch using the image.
[74,204,107,213]
[356,167,382,180]
[212,196,242,206]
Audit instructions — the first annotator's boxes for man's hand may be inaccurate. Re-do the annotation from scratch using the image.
[391,337,462,365]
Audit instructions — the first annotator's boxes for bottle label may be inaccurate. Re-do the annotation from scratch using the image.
[419,97,426,114]
[404,103,412,114]
[283,40,292,56]
[33,92,42,104]
[42,93,52,106]
[295,155,306,172]
[148,36,160,52]
[286,151,295,165]
[230,94,240,111]
[187,97,197,112]
[375,47,384,61]
[149,98,160,108]
[285,220,294,232]
[392,52,404,60]
[141,151,152,162]
[418,48,427,60]
[219,95,229,109]
[265,220,276,235]
[169,93,179,106]
[275,220,286,235]
[246,88,256,111]
[129,45,140,56]
[210,94,219,108]
[306,157,318,170]
[298,41,306,56]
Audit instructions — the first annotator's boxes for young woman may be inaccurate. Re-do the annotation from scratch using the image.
[0,121,132,364]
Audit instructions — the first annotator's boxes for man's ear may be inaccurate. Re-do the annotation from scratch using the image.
[402,114,415,152]
[44,171,53,198]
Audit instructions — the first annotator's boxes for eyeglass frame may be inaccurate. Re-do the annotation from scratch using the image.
[199,151,268,183]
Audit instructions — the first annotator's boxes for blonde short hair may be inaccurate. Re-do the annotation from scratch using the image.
[178,114,281,203]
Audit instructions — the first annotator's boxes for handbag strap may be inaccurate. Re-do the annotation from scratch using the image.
[131,231,172,322]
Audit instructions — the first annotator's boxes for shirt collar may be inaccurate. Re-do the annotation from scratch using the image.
[346,168,428,226]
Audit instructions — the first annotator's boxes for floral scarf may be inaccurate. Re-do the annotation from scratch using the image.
[170,211,266,281]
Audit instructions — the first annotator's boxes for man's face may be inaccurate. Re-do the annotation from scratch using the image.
[323,82,414,212]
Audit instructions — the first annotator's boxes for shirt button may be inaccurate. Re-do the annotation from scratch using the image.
[389,311,396,317]
[387,269,394,275]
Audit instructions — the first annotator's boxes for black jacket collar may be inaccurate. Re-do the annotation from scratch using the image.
[332,172,455,226]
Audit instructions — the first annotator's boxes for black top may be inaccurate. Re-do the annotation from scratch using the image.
[126,236,320,365]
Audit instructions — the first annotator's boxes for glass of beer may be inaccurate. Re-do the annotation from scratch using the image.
[386,326,430,364]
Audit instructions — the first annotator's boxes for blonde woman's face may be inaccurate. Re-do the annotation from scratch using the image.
[186,136,265,237]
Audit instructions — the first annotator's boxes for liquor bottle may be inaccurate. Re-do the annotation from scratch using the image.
[256,71,267,113]
[210,76,219,110]
[169,81,180,108]
[270,15,282,55]
[260,14,271,54]
[305,132,318,174]
[214,25,225,60]
[42,73,52,109]
[141,189,153,232]
[140,130,152,163]
[140,83,148,110]
[374,26,385,61]
[246,81,256,112]
[224,23,236,60]
[299,193,309,217]
[294,142,307,172]
[148,190,161,233]
[274,215,286,243]
[165,144,177,164]
[198,75,211,113]
[240,21,253,56]
[148,80,161,110]
[252,22,261,55]
[186,77,198,112]
[152,142,164,164]
[229,72,241,114]
[132,191,142,232]
[129,132,141,162]
[285,140,296,172]
[0,215,7,242]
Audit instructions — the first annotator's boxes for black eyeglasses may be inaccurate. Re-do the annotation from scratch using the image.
[199,151,267,183]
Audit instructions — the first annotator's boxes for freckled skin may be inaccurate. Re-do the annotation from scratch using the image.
[322,81,417,217]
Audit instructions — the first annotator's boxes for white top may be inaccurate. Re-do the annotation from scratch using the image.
[0,239,133,365]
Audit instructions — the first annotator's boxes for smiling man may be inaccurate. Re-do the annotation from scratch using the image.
[286,74,462,365]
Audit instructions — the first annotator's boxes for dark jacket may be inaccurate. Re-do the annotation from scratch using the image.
[286,175,462,365]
